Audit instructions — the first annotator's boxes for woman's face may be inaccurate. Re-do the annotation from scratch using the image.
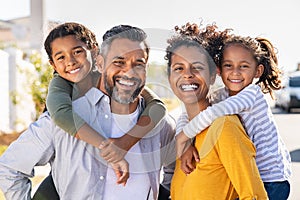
[168,46,214,106]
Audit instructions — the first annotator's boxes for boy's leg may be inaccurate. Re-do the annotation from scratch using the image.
[32,173,59,200]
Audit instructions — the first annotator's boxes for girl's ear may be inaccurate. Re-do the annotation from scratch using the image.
[96,55,105,73]
[216,67,221,76]
[255,64,264,78]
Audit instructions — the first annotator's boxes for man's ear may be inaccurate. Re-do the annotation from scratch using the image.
[255,64,264,78]
[96,55,105,73]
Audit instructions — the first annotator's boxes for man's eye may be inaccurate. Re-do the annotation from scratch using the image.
[113,60,124,66]
[193,66,204,71]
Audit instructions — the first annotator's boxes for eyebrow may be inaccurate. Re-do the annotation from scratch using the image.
[53,45,83,58]
[113,56,146,63]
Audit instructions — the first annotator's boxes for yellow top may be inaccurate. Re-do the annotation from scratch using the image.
[171,115,268,200]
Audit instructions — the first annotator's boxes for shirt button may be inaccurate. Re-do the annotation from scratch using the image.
[99,176,105,180]
[105,115,108,119]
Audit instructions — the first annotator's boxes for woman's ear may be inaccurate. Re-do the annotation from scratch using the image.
[255,64,264,78]
[96,55,105,73]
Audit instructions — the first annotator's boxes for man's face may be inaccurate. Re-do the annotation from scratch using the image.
[99,38,148,104]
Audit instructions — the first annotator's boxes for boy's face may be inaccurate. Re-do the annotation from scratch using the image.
[49,35,93,83]
[98,38,148,104]
[168,46,213,106]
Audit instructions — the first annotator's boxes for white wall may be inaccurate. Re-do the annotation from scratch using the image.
[0,48,36,133]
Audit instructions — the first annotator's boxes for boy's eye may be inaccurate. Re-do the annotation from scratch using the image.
[56,55,65,61]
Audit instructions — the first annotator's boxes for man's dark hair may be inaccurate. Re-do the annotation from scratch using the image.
[100,25,149,59]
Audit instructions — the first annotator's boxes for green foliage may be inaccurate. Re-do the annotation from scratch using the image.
[28,52,53,119]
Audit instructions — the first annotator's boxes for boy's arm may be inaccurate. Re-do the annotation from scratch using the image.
[46,76,108,152]
[183,84,259,138]
[108,86,167,151]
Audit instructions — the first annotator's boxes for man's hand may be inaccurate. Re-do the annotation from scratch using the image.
[110,159,130,186]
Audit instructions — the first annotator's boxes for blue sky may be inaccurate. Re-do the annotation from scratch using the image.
[1,0,300,73]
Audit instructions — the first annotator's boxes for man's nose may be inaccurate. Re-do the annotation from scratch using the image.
[183,68,194,78]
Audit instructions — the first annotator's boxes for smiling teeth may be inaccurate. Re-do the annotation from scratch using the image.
[69,68,80,74]
[119,79,134,86]
[181,84,198,91]
[230,80,242,83]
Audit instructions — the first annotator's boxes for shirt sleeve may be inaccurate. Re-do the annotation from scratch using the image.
[175,112,189,136]
[183,84,260,138]
[140,86,167,126]
[216,116,268,199]
[0,113,55,200]
[46,75,85,136]
[159,116,176,192]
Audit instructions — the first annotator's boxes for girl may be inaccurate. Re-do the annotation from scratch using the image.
[176,27,291,200]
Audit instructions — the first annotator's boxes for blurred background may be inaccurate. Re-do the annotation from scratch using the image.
[0,0,299,199]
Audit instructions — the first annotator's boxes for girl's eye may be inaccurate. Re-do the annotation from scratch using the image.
[240,65,249,69]
[223,64,231,68]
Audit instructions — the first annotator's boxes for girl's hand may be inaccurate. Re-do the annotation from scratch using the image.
[180,145,200,174]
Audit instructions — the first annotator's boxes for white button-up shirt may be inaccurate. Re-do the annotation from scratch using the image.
[0,87,176,200]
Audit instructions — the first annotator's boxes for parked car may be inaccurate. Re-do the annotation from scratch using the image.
[275,71,300,112]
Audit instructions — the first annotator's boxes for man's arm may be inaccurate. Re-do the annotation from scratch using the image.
[0,113,55,200]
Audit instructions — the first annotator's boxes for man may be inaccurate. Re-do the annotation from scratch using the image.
[0,25,176,200]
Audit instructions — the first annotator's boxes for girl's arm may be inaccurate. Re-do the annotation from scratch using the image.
[181,84,260,140]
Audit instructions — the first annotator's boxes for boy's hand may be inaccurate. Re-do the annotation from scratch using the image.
[180,145,200,175]
[110,159,129,186]
[98,138,127,163]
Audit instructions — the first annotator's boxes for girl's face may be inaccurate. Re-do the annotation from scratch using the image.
[220,44,263,96]
[49,35,93,83]
[168,46,214,107]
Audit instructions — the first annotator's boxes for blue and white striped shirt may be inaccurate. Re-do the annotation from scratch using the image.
[178,84,291,182]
